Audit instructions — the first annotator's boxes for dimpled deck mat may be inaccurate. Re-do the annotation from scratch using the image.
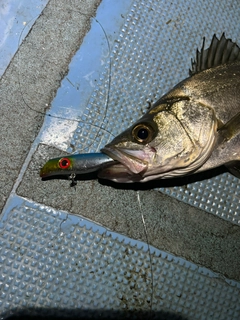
[1,0,240,319]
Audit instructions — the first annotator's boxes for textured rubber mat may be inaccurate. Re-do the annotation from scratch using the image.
[0,197,239,319]
[161,172,240,225]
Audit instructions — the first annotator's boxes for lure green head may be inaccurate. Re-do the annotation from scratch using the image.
[40,156,74,178]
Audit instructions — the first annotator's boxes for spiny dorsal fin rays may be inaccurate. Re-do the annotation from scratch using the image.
[189,33,240,76]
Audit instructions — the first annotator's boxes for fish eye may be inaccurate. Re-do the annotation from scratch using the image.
[132,123,154,144]
[59,157,71,169]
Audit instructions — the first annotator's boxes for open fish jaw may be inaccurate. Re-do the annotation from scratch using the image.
[101,146,152,174]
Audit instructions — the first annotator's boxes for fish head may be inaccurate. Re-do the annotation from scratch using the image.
[100,99,218,182]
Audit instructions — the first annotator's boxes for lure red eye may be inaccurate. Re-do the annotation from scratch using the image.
[59,158,71,169]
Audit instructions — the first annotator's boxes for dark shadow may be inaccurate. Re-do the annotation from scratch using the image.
[5,307,189,320]
[41,165,227,190]
[41,171,99,182]
[98,165,227,190]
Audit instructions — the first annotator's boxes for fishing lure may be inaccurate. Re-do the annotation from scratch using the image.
[40,152,115,180]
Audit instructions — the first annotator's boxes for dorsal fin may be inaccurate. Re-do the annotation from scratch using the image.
[189,33,240,76]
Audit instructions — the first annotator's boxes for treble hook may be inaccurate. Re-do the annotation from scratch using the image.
[69,173,77,188]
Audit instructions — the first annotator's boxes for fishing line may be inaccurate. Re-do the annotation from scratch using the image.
[18,5,154,311]
[17,6,115,151]
[137,191,154,313]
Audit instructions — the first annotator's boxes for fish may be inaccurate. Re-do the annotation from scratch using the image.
[40,34,240,183]
[98,33,240,182]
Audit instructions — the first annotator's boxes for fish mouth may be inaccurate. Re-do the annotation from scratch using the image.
[101,146,149,175]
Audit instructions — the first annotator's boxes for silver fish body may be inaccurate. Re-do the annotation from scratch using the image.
[100,34,240,183]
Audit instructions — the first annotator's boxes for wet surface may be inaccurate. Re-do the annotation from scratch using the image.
[0,0,49,77]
